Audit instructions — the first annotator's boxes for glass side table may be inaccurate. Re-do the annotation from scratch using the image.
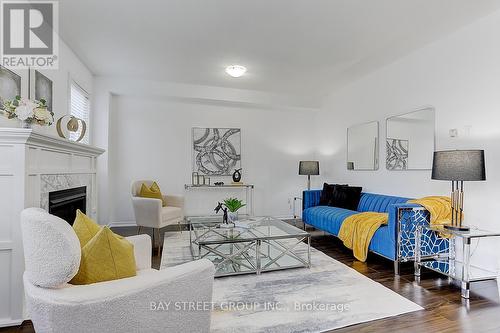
[414,225,500,299]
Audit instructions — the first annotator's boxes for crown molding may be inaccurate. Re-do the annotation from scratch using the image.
[0,128,105,156]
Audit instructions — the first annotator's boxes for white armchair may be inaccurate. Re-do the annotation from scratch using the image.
[21,208,215,333]
[131,180,185,255]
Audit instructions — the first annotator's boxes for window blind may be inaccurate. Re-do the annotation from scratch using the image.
[69,82,90,144]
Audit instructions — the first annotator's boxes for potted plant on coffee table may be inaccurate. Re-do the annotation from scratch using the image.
[223,198,246,223]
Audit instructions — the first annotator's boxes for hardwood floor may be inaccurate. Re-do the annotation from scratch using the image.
[3,222,500,333]
[313,236,500,333]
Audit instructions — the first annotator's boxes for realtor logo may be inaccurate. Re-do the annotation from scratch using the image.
[1,0,58,69]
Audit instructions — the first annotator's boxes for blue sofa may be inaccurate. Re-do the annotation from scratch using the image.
[302,189,449,273]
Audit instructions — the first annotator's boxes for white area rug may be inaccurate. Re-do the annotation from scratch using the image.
[161,232,422,333]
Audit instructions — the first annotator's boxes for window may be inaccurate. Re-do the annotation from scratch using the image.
[69,81,90,144]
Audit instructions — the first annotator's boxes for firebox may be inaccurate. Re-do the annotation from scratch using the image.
[48,186,87,225]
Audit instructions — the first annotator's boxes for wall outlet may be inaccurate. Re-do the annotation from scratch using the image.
[449,128,458,137]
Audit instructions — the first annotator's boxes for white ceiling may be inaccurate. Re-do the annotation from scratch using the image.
[59,0,500,100]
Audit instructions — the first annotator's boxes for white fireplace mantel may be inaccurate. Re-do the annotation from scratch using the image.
[0,128,105,327]
[0,128,105,155]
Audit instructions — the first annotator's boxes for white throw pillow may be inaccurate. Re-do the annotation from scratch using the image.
[21,208,81,288]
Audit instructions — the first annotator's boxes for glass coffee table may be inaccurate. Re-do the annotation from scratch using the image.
[187,216,311,277]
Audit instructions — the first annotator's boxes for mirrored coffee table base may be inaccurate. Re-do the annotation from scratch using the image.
[188,216,311,277]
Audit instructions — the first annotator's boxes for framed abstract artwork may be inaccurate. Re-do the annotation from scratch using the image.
[192,127,241,176]
[0,66,28,105]
[30,69,54,112]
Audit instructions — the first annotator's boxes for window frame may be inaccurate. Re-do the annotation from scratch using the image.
[67,76,91,144]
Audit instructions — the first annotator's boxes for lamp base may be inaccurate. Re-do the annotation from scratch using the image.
[444,224,470,232]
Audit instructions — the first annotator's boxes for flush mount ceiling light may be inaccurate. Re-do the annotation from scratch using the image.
[225,65,247,78]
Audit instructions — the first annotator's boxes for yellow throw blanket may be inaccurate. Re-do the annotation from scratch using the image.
[338,212,388,262]
[407,196,454,227]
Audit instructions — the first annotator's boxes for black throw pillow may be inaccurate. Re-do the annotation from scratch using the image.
[319,183,335,205]
[328,185,363,211]
[319,183,348,206]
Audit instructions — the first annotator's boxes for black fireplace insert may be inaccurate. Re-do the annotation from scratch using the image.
[48,186,87,225]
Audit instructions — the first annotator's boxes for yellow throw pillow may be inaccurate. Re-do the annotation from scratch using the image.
[139,182,166,206]
[150,181,161,193]
[73,210,124,245]
[70,226,136,285]
[73,209,101,248]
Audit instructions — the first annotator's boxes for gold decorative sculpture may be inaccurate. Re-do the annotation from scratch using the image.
[56,115,87,142]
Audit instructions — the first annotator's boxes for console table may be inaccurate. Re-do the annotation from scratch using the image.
[414,225,500,299]
[184,184,254,216]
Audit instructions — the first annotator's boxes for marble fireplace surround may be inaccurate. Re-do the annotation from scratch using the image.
[40,174,93,216]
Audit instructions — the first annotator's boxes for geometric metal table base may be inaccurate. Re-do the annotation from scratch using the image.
[189,216,311,277]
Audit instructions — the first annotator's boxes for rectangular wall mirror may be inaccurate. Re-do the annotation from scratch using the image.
[347,121,379,170]
[386,107,435,170]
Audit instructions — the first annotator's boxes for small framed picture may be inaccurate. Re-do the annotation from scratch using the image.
[0,66,29,105]
[30,69,54,112]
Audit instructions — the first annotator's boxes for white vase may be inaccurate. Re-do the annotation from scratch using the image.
[19,119,32,129]
[228,212,238,223]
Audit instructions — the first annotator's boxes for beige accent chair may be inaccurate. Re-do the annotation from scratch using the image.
[131,180,184,255]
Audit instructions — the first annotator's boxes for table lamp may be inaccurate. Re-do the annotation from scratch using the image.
[431,150,486,231]
[299,161,319,190]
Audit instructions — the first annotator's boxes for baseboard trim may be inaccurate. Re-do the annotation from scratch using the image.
[0,318,23,328]
[109,220,137,228]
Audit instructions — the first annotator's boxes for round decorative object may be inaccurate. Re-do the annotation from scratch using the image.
[56,115,87,142]
[232,168,242,182]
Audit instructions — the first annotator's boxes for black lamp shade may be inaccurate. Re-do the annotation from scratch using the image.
[432,150,485,181]
[299,161,319,175]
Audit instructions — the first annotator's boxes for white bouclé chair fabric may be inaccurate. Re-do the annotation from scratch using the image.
[21,208,81,288]
[20,208,215,333]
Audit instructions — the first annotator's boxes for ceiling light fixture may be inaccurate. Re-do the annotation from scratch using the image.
[225,65,247,78]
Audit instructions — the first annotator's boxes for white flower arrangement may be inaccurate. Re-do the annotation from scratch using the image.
[1,96,54,126]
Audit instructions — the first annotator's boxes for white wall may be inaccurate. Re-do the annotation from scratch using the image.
[315,10,500,269]
[0,40,93,137]
[108,95,316,224]
[93,77,319,225]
